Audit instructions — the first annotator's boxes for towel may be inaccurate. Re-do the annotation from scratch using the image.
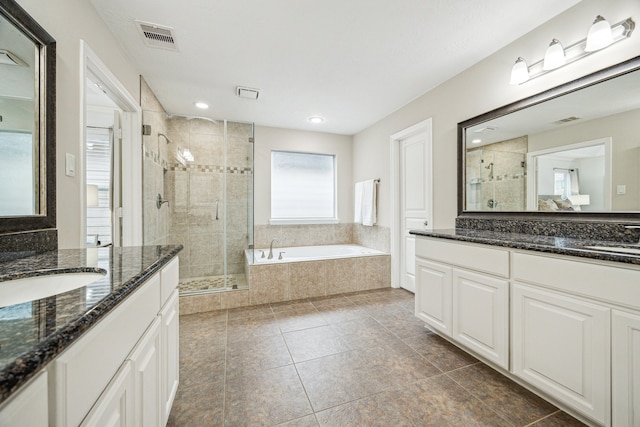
[361,179,377,226]
[354,181,364,223]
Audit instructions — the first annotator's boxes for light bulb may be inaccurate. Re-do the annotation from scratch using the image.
[543,39,566,70]
[510,57,529,85]
[585,15,613,52]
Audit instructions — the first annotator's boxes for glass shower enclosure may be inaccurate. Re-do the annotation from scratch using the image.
[142,114,254,294]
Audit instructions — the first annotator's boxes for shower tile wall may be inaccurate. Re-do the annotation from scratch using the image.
[466,136,528,212]
[166,117,253,281]
[253,224,391,253]
[141,78,171,246]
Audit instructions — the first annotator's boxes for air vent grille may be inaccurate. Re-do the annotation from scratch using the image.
[555,116,580,124]
[135,21,179,51]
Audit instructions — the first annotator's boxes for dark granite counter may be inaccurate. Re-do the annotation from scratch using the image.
[0,244,183,405]
[410,228,640,266]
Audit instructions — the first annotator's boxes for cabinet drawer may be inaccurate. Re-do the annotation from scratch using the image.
[50,274,161,427]
[416,237,509,278]
[513,252,640,310]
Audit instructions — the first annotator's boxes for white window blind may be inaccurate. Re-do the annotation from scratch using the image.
[86,127,112,246]
[271,151,336,222]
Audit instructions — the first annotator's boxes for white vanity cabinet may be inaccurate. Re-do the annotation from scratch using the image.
[415,236,640,427]
[415,238,510,369]
[49,257,179,427]
[611,310,640,427]
[512,282,610,425]
[511,251,640,426]
[0,370,48,427]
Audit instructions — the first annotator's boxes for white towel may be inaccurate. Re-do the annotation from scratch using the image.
[361,179,377,226]
[354,181,364,223]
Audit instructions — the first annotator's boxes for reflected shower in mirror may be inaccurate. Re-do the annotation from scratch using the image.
[460,55,640,215]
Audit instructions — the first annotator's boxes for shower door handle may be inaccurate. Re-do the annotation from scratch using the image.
[215,199,219,220]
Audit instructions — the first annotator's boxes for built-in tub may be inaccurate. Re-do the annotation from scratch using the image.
[243,244,391,303]
[247,244,386,264]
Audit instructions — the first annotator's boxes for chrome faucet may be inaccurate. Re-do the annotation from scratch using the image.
[268,238,279,259]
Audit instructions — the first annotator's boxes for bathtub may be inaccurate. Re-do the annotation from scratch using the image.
[247,244,386,264]
[243,243,391,303]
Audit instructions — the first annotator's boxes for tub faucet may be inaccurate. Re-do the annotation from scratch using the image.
[268,238,279,259]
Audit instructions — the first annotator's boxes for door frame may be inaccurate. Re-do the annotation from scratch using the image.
[80,41,143,247]
[389,118,433,289]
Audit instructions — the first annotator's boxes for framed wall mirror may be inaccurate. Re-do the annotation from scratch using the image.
[0,0,55,233]
[458,54,640,220]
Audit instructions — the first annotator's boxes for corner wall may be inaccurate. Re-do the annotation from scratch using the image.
[16,0,141,248]
[353,0,640,230]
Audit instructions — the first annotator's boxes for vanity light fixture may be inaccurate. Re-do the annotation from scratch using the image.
[509,58,529,85]
[308,116,325,124]
[194,102,209,109]
[585,15,614,52]
[0,49,26,66]
[510,16,635,85]
[543,39,566,70]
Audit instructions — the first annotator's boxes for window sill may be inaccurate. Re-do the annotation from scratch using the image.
[269,218,340,225]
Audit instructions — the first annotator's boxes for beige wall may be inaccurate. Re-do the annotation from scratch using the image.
[17,0,141,248]
[353,0,640,229]
[528,108,640,211]
[253,126,353,225]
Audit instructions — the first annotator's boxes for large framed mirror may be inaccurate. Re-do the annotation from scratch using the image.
[0,0,55,233]
[458,54,640,221]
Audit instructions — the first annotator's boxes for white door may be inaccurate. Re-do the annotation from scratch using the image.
[399,131,432,292]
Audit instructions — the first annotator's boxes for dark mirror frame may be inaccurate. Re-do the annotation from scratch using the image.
[458,54,640,223]
[0,0,56,233]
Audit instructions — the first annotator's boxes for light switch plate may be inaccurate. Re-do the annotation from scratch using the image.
[65,153,76,177]
[617,185,626,195]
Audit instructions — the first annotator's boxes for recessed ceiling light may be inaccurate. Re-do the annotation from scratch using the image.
[308,116,325,124]
[472,139,482,144]
[195,102,209,109]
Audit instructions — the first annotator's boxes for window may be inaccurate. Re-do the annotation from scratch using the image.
[553,168,572,199]
[271,151,337,223]
[0,131,35,216]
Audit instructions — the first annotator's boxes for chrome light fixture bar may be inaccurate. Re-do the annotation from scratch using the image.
[510,17,635,85]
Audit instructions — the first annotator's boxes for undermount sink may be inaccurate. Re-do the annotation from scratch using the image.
[584,246,640,255]
[0,270,107,308]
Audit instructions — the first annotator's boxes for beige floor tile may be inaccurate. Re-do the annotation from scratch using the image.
[283,325,350,362]
[316,392,414,427]
[403,331,479,372]
[224,365,313,426]
[447,363,559,425]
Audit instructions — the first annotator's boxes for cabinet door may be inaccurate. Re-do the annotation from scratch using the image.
[453,269,509,369]
[0,370,48,427]
[81,361,134,427]
[612,309,640,427]
[512,283,610,426]
[161,290,179,424]
[131,318,162,427]
[415,258,452,336]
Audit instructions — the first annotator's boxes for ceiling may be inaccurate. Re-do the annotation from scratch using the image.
[89,0,581,135]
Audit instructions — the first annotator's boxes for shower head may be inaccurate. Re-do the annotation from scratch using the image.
[158,133,172,144]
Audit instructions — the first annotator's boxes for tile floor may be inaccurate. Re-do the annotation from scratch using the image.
[168,288,587,427]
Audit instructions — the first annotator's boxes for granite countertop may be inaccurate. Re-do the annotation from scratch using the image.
[410,228,640,266]
[0,244,183,405]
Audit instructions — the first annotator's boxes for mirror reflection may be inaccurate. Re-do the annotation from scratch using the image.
[463,63,640,213]
[0,9,39,216]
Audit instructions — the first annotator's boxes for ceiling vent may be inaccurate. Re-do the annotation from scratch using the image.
[236,86,260,100]
[135,20,179,51]
[555,116,580,124]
